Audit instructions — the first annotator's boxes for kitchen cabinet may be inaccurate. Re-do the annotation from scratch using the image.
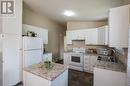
[97,26,109,45]
[43,53,52,62]
[23,24,48,44]
[85,29,98,45]
[109,5,129,48]
[94,68,126,86]
[66,30,86,44]
[71,30,85,40]
[84,55,98,73]
[66,31,72,44]
[84,55,90,72]
[66,27,108,45]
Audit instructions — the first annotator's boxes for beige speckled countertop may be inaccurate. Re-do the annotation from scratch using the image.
[64,51,97,55]
[24,63,68,81]
[94,61,126,73]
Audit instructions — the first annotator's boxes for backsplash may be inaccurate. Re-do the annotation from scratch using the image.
[114,48,128,66]
[65,41,128,67]
[65,40,108,52]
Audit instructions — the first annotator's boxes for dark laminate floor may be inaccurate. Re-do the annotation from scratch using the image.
[16,69,93,86]
[69,69,93,86]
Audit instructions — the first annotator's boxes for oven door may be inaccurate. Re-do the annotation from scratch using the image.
[69,54,83,67]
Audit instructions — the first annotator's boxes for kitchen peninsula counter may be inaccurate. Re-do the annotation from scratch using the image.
[23,63,68,86]
[94,61,126,73]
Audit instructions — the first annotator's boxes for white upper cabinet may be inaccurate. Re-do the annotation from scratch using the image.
[85,29,98,45]
[66,27,108,45]
[23,24,48,44]
[66,31,72,44]
[66,30,86,44]
[67,30,85,41]
[97,26,109,45]
[109,5,129,48]
[73,30,85,40]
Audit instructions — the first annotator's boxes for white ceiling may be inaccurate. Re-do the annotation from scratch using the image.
[24,0,129,25]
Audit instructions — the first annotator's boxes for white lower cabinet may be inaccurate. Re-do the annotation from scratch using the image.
[84,55,90,72]
[94,68,126,86]
[84,55,98,73]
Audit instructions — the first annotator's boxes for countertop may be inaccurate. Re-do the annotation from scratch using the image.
[23,63,68,81]
[94,61,126,73]
[64,51,98,56]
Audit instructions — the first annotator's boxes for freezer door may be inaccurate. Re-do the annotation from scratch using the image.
[23,37,42,50]
[23,50,42,67]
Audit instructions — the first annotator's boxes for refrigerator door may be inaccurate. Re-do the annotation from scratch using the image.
[23,50,42,67]
[23,37,42,50]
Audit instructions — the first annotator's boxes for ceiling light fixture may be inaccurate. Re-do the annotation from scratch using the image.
[63,10,75,16]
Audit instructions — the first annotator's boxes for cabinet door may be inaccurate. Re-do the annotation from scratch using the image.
[91,29,98,45]
[105,26,109,45]
[66,31,72,44]
[85,29,91,44]
[109,5,129,48]
[84,55,90,72]
[3,34,22,86]
[98,27,105,45]
[74,30,85,40]
[89,55,98,73]
[85,29,98,45]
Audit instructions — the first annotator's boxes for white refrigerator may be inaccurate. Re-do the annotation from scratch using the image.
[23,37,43,67]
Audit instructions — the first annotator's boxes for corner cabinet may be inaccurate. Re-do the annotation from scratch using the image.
[109,5,129,48]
